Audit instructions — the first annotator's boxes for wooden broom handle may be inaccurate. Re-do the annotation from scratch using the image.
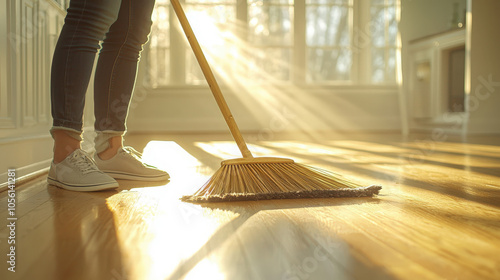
[170,0,253,159]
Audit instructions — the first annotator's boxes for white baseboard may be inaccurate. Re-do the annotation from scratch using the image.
[0,126,99,192]
[467,118,500,134]
[0,160,51,192]
[0,133,53,192]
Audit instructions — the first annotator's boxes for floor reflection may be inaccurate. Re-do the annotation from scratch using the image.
[47,186,123,280]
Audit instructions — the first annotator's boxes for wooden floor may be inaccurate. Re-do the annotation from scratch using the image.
[1,132,500,280]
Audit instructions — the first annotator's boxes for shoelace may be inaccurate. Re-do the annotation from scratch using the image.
[70,150,99,174]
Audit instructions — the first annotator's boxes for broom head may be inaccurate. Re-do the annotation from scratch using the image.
[181,157,381,203]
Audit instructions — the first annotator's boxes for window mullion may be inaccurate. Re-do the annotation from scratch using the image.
[236,0,247,39]
[356,0,371,84]
[293,0,306,84]
[170,0,186,85]
[384,2,389,80]
[351,0,358,84]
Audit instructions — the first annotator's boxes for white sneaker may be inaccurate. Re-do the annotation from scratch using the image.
[47,149,118,191]
[94,146,170,181]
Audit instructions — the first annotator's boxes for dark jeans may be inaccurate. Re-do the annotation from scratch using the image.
[51,0,155,134]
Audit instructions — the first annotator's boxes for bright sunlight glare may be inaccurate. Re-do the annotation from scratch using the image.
[141,141,213,194]
[186,10,226,47]
[150,3,390,143]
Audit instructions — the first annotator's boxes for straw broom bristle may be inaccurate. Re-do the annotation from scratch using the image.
[181,158,381,203]
[169,2,380,204]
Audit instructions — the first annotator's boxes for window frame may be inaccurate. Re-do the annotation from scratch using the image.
[144,0,400,88]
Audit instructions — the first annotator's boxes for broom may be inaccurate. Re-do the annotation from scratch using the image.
[170,0,382,203]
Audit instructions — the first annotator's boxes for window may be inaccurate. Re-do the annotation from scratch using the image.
[147,0,399,87]
[184,0,237,84]
[370,0,398,83]
[149,1,171,87]
[306,0,352,82]
[247,0,293,81]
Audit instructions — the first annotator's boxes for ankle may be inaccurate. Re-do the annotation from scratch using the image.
[54,147,79,164]
[97,136,123,160]
[52,130,82,164]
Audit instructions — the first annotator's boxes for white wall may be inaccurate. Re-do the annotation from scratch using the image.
[126,84,401,135]
[400,0,471,133]
[400,0,466,42]
[467,0,500,134]
[0,0,97,188]
[401,0,500,134]
[0,0,68,187]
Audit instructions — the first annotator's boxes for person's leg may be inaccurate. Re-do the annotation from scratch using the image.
[94,0,156,157]
[97,135,123,160]
[51,129,81,163]
[93,0,169,181]
[51,0,121,162]
[49,0,121,191]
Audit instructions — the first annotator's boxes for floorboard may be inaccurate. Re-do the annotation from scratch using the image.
[1,132,499,280]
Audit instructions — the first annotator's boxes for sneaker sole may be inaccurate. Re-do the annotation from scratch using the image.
[103,171,170,182]
[47,177,119,192]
